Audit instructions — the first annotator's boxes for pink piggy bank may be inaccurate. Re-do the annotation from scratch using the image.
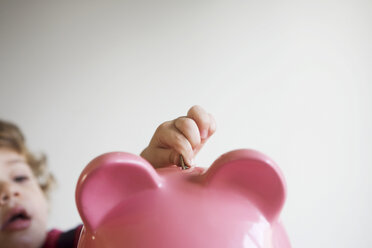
[75,149,291,248]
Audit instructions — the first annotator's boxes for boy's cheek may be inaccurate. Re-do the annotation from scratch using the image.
[23,183,49,221]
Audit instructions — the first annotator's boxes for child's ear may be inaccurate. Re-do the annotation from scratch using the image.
[75,152,161,231]
[202,149,286,222]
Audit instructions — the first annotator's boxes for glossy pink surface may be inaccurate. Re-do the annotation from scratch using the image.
[75,149,291,248]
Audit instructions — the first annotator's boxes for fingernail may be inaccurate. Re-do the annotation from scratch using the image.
[201,129,208,139]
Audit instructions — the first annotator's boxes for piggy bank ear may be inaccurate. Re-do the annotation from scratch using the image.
[75,152,161,231]
[203,149,286,222]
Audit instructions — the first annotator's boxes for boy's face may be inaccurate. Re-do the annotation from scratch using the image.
[0,148,49,248]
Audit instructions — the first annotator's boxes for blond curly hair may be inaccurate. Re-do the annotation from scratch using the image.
[0,119,55,198]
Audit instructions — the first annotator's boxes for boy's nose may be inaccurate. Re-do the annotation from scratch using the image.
[0,184,20,205]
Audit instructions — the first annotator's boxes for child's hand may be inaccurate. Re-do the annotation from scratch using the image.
[140,105,216,169]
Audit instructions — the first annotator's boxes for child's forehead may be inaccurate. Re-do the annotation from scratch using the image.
[0,148,24,160]
[0,148,28,172]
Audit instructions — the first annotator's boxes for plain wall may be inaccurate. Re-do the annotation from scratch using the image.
[0,1,371,247]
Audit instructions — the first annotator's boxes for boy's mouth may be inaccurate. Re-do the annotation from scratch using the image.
[1,207,31,231]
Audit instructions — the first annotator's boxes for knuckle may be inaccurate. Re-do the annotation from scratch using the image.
[157,121,171,132]
[190,104,202,112]
[176,117,195,133]
[188,105,204,116]
[188,106,209,127]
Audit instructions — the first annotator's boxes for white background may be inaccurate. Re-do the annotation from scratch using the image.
[0,0,371,247]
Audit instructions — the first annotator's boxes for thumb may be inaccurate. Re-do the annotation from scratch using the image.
[141,147,180,169]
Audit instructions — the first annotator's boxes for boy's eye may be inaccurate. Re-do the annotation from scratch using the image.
[14,176,29,183]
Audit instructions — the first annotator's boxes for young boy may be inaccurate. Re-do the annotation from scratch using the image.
[0,105,216,248]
